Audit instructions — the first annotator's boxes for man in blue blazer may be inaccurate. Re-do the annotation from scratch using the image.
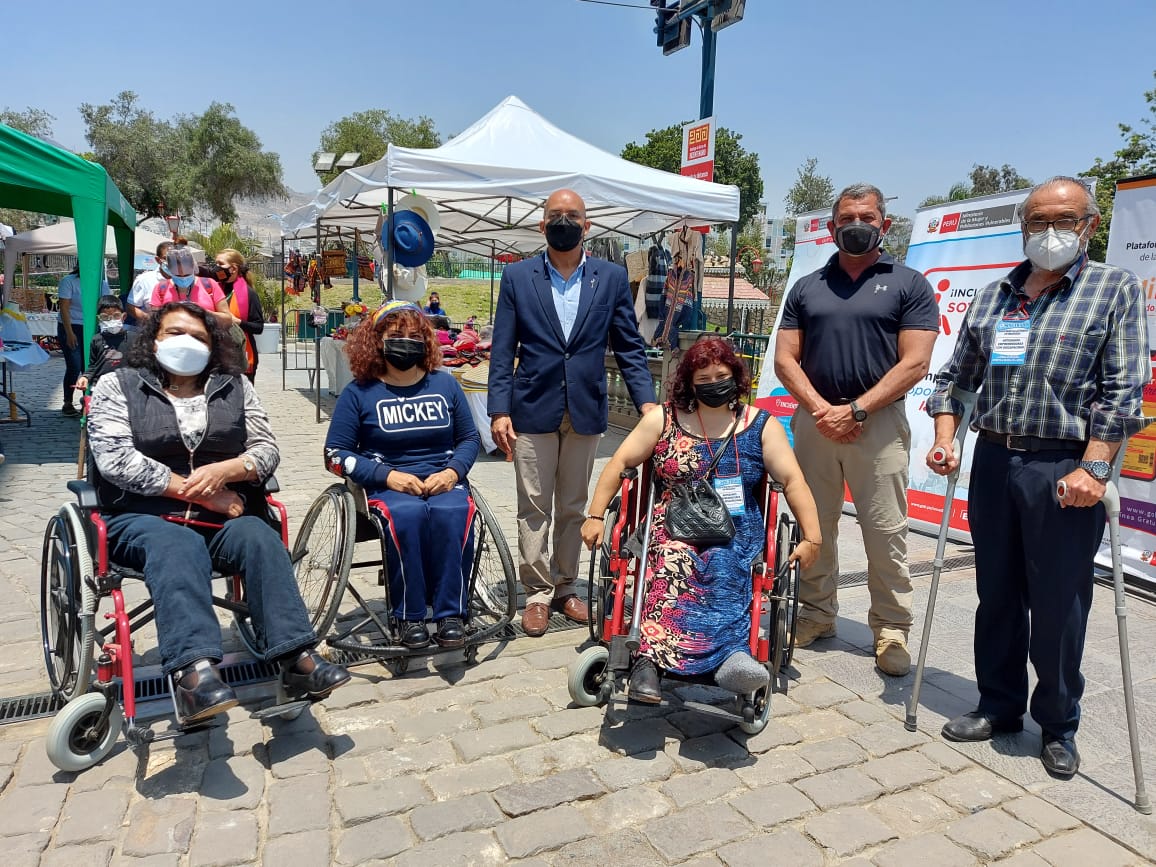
[489,189,658,637]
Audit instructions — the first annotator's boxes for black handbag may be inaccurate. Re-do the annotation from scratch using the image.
[664,411,741,549]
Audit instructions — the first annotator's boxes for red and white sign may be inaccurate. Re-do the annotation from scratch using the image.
[680,116,715,183]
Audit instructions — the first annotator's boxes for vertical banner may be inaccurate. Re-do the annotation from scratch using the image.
[754,208,834,445]
[756,191,1036,540]
[1104,174,1156,589]
[680,117,715,182]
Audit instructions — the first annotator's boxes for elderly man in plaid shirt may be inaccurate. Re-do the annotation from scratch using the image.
[925,176,1149,780]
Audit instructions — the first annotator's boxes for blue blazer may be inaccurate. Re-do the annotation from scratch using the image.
[487,254,657,436]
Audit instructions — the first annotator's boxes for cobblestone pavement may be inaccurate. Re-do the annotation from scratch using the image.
[0,351,1153,865]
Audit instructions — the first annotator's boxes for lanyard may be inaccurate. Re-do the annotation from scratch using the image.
[696,406,744,477]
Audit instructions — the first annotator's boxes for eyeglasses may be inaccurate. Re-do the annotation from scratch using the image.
[97,314,121,322]
[1022,216,1092,234]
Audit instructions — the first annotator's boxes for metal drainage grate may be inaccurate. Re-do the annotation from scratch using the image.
[0,657,283,727]
[837,554,977,588]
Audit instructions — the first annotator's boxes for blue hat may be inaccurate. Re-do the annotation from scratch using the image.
[384,210,435,268]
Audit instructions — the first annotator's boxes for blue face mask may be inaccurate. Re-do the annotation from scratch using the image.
[172,274,196,290]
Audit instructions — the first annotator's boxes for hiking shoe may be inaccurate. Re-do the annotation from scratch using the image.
[791,619,836,648]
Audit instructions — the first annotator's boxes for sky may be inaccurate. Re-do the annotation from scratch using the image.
[4,0,1156,227]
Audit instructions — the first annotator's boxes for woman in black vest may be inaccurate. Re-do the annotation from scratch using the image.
[86,301,349,724]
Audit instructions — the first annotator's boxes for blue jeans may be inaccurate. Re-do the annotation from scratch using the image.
[58,322,84,405]
[369,487,474,622]
[105,513,317,675]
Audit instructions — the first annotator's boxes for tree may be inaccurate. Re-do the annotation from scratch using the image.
[80,92,187,220]
[784,157,835,216]
[314,109,440,185]
[0,106,55,139]
[1,107,58,230]
[1083,71,1156,261]
[882,215,913,264]
[920,164,1031,208]
[621,124,764,230]
[179,102,286,223]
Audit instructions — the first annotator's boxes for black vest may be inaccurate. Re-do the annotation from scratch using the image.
[98,368,260,521]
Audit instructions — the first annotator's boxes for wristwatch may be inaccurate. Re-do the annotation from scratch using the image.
[849,400,868,423]
[241,455,256,477]
[1079,459,1111,482]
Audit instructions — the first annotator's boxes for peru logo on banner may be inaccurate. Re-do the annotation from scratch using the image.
[680,116,715,182]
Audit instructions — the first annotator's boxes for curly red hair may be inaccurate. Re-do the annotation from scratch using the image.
[345,307,442,381]
[667,336,751,410]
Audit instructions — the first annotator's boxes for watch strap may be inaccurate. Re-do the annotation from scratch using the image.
[1079,459,1111,481]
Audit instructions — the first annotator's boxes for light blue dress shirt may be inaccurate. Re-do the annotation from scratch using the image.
[544,252,585,342]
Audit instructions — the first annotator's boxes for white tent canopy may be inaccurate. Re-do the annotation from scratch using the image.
[2,220,204,290]
[279,96,741,255]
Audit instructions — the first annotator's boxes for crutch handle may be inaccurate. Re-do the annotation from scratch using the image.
[931,446,948,466]
[1056,480,1067,501]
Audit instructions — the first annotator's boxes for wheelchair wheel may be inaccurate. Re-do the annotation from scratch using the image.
[738,681,773,735]
[586,505,617,643]
[45,692,123,772]
[567,645,612,707]
[288,484,355,636]
[40,505,95,702]
[773,514,801,670]
[466,490,516,626]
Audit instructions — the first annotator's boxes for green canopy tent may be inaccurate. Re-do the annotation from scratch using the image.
[0,123,136,363]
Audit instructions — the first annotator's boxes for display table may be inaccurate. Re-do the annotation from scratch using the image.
[25,313,57,338]
[319,337,355,396]
[0,307,51,426]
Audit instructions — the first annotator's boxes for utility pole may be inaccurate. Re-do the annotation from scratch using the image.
[651,0,745,124]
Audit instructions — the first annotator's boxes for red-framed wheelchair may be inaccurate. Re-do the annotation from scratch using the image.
[290,467,517,675]
[38,476,319,772]
[566,464,800,735]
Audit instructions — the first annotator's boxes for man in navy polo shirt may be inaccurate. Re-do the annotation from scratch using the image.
[774,183,939,676]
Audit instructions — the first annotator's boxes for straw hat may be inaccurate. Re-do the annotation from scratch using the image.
[395,193,441,238]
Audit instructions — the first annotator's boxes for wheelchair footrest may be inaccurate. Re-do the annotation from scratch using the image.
[251,699,312,721]
[608,636,632,673]
[680,699,745,724]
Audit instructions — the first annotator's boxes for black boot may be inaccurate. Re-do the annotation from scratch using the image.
[399,620,431,649]
[172,658,238,724]
[629,656,662,704]
[435,617,466,648]
[280,649,351,701]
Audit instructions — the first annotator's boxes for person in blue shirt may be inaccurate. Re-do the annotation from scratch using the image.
[325,300,481,649]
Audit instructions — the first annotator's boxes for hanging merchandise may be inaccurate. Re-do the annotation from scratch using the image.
[644,242,671,318]
[654,226,703,349]
[625,248,648,286]
[322,248,348,279]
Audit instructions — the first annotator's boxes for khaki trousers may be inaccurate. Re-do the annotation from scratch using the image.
[513,413,600,606]
[790,401,912,642]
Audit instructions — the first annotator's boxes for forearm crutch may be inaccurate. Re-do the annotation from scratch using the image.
[906,386,977,732]
[1057,471,1151,814]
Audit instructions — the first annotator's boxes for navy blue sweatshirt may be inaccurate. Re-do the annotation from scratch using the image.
[325,370,480,494]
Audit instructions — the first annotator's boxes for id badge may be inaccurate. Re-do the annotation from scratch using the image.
[991,317,1031,366]
[713,475,746,516]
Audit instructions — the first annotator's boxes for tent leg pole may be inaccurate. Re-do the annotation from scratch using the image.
[727,223,737,333]
[489,242,496,323]
[280,237,286,392]
[316,220,322,424]
[386,189,395,302]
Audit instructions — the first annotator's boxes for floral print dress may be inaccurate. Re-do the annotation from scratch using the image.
[638,403,770,675]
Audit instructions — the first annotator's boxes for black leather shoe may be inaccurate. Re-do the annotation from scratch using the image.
[941,710,1024,742]
[629,657,662,704]
[435,617,466,648]
[400,620,431,649]
[173,659,239,725]
[280,649,351,701]
[1041,737,1080,778]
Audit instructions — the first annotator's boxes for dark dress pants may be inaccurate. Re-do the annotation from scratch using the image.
[969,438,1104,742]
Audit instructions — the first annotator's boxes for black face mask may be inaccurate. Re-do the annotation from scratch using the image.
[545,217,584,253]
[834,221,881,257]
[694,377,737,408]
[215,266,232,284]
[381,337,426,371]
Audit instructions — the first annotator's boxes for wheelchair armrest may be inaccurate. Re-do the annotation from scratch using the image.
[263,475,280,494]
[621,467,639,481]
[66,479,101,510]
[345,479,371,517]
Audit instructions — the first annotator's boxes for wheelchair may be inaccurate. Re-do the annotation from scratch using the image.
[291,468,517,674]
[566,464,800,735]
[39,475,312,772]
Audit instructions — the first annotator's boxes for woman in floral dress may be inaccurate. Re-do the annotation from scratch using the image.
[582,338,821,702]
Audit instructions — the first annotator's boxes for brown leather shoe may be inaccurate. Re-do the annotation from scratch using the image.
[554,594,589,624]
[521,602,550,637]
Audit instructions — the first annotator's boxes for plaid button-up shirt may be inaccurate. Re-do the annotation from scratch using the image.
[927,255,1149,443]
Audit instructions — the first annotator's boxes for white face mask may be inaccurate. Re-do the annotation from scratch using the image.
[100,319,124,335]
[154,333,211,377]
[1024,227,1084,273]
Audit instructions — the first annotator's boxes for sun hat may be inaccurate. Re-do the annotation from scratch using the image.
[384,210,435,268]
[394,193,441,237]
